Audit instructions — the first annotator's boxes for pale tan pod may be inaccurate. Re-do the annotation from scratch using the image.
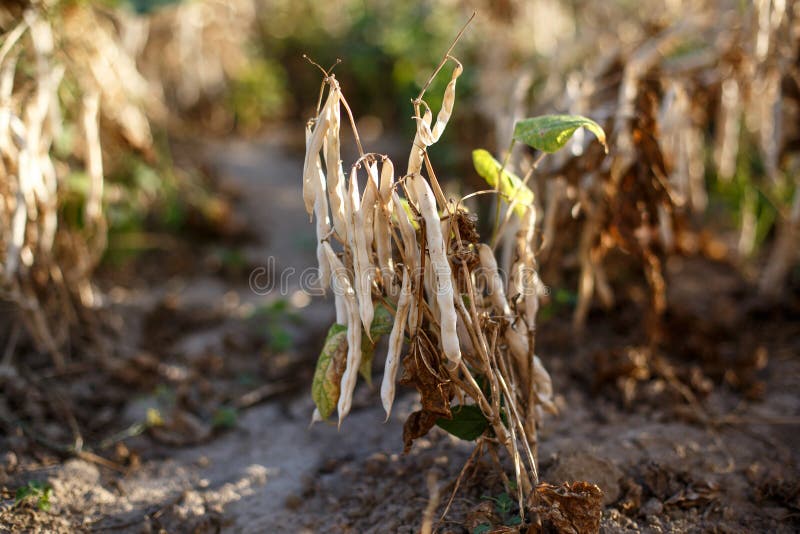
[302,95,331,215]
[478,243,530,370]
[320,242,361,426]
[532,355,556,413]
[411,174,460,364]
[393,190,419,274]
[380,266,411,419]
[338,300,362,423]
[375,159,395,291]
[415,59,463,146]
[315,201,331,293]
[406,106,432,184]
[349,168,374,335]
[362,162,379,252]
[322,80,347,238]
[334,291,347,325]
[478,243,512,316]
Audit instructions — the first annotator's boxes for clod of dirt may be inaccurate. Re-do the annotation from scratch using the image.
[532,481,604,534]
[545,452,623,505]
[149,409,213,446]
[749,461,800,513]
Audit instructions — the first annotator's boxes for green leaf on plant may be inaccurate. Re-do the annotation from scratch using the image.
[370,302,394,337]
[473,525,491,534]
[396,197,420,230]
[513,114,607,154]
[359,335,376,386]
[311,323,348,420]
[436,404,489,441]
[358,302,393,385]
[472,149,534,218]
[15,481,53,512]
[494,492,514,514]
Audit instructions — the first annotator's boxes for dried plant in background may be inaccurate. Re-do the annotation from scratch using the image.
[0,0,269,368]
[0,4,159,368]
[306,18,608,522]
[498,0,799,330]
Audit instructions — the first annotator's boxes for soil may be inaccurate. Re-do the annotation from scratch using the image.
[1,134,798,533]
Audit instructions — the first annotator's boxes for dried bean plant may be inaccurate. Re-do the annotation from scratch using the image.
[0,2,164,368]
[306,19,607,515]
[515,0,799,329]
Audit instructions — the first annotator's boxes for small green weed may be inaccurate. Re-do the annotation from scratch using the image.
[14,481,53,512]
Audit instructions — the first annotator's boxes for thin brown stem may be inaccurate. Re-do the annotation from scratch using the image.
[415,12,476,102]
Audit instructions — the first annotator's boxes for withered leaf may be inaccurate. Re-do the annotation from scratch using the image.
[532,481,604,534]
[399,337,453,452]
[402,410,439,453]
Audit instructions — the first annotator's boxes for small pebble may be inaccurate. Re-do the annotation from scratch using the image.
[642,497,663,517]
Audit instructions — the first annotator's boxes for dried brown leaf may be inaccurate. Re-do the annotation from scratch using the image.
[532,481,604,534]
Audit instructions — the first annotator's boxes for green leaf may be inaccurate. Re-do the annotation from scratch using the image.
[436,404,489,441]
[495,492,514,514]
[359,335,376,386]
[473,524,492,534]
[15,481,53,512]
[212,406,238,429]
[472,149,534,218]
[396,197,420,230]
[358,303,394,385]
[370,302,394,337]
[513,114,607,154]
[507,515,522,526]
[311,324,348,420]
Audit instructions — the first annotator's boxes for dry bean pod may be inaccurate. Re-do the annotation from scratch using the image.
[412,174,460,365]
[380,266,411,419]
[320,242,361,426]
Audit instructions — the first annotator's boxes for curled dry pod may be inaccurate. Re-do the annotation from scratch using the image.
[406,58,463,179]
[322,79,347,238]
[320,242,361,425]
[406,106,433,187]
[380,266,411,419]
[412,174,460,365]
[416,58,463,146]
